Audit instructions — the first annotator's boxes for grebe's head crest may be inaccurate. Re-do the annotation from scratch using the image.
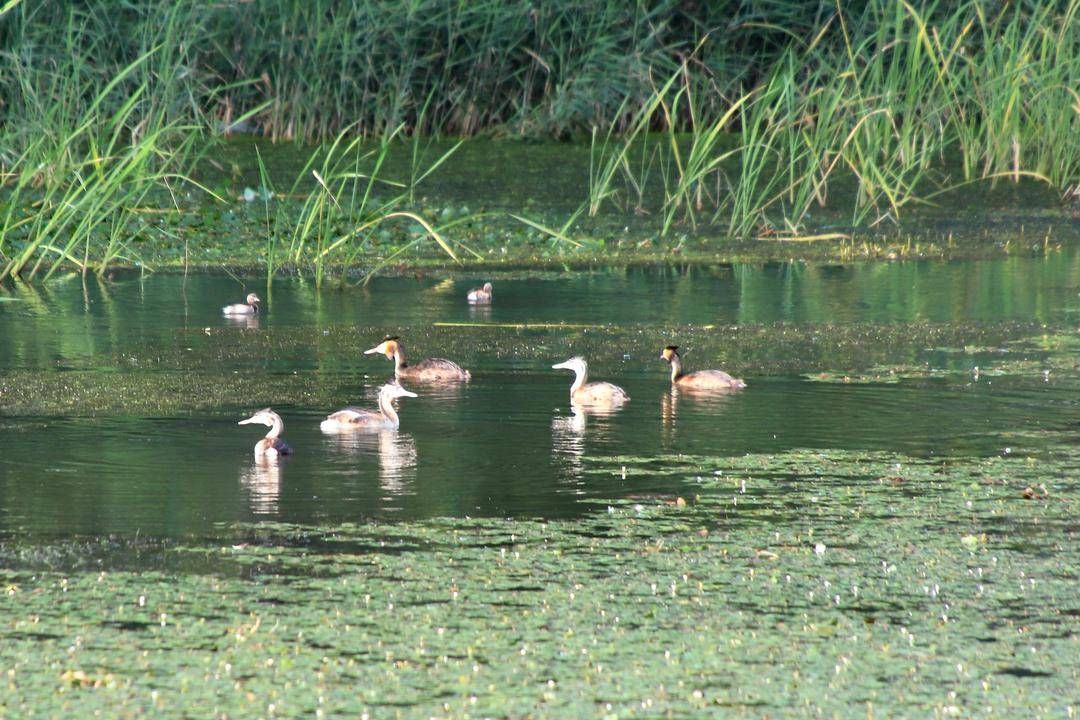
[661,346,680,361]
[364,336,400,358]
[246,293,261,305]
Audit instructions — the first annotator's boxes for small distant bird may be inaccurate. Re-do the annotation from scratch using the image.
[223,293,261,316]
[467,282,493,304]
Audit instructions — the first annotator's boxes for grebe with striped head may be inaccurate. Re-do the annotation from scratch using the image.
[320,383,418,432]
[467,282,493,304]
[552,356,630,406]
[238,408,292,458]
[364,337,471,382]
[223,293,261,316]
[661,345,745,390]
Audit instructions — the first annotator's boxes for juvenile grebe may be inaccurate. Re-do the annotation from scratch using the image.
[552,356,630,406]
[223,293,261,316]
[238,408,292,458]
[467,282,493,304]
[661,345,746,390]
[364,336,471,382]
[320,383,418,431]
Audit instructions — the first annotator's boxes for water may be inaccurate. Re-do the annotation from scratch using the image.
[1,253,1077,537]
[2,258,1078,718]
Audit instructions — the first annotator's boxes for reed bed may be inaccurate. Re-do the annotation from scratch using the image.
[587,0,1079,237]
[0,0,1076,278]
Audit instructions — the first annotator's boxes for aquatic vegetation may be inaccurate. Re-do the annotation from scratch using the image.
[279,125,468,288]
[0,1,1075,278]
[0,440,1077,716]
[0,54,205,280]
[0,268,1076,715]
[585,1,1080,238]
[0,310,1066,417]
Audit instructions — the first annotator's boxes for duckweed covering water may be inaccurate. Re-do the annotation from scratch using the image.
[2,443,1077,717]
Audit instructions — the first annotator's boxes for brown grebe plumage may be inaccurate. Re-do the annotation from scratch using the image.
[364,337,470,382]
[661,345,745,390]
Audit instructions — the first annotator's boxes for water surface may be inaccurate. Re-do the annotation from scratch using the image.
[0,253,1077,537]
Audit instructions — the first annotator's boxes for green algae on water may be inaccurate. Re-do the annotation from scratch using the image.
[1,442,1077,717]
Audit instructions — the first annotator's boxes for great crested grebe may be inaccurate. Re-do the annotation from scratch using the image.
[661,345,746,390]
[223,293,261,316]
[552,356,630,406]
[467,282,493,304]
[364,336,471,382]
[238,408,292,457]
[320,383,418,431]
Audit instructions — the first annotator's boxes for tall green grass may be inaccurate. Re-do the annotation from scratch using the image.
[0,1,837,143]
[585,0,1079,238]
[1,0,1076,281]
[276,124,469,288]
[0,7,208,281]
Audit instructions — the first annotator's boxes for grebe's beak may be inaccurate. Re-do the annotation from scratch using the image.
[552,359,572,370]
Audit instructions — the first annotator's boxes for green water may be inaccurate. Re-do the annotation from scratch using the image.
[0,256,1077,716]
[1,255,1076,536]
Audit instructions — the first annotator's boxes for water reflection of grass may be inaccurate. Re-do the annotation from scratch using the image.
[2,443,1076,716]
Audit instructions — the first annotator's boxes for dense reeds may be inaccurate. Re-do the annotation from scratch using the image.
[0,0,745,141]
[0,0,1076,277]
[587,0,1080,237]
[0,13,208,280]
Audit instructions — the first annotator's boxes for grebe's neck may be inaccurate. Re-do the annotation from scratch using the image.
[569,364,588,396]
[377,390,401,428]
[669,352,685,383]
[393,345,408,373]
[265,414,284,439]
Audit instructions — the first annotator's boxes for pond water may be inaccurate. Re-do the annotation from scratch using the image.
[1,250,1077,538]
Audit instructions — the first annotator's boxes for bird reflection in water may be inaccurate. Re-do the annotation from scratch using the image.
[551,403,620,490]
[661,385,737,444]
[323,430,418,498]
[467,302,492,321]
[224,313,260,330]
[239,455,282,515]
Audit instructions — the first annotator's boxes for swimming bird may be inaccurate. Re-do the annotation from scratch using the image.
[223,293,261,316]
[320,383,418,432]
[552,356,630,406]
[660,345,746,390]
[364,336,471,382]
[467,282,493,304]
[238,408,292,458]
